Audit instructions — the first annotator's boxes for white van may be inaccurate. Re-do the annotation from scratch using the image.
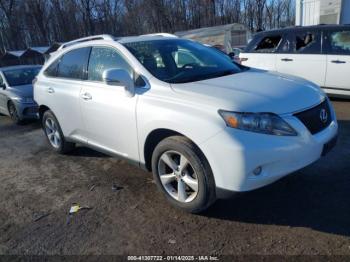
[239,25,350,97]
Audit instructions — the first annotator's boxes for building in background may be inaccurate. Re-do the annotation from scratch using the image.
[0,43,61,67]
[296,0,350,26]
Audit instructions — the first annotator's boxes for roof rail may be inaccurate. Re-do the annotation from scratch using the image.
[140,33,178,38]
[58,34,115,50]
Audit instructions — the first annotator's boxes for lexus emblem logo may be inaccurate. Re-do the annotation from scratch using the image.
[320,109,328,123]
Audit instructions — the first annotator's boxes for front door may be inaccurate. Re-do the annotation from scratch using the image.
[37,47,91,141]
[80,46,139,161]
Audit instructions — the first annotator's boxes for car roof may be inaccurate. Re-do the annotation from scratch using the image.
[255,24,350,36]
[0,65,42,72]
[116,35,179,44]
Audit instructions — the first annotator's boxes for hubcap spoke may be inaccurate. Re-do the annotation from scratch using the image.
[182,175,198,192]
[161,153,178,171]
[177,179,187,202]
[179,155,189,172]
[46,119,53,131]
[160,173,176,185]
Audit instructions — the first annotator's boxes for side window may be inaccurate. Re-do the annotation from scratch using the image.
[254,35,282,53]
[57,47,90,79]
[44,59,60,77]
[278,31,321,54]
[87,47,133,82]
[324,30,350,55]
[292,31,321,54]
[0,74,3,85]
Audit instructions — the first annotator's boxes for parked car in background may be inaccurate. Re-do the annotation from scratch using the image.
[0,65,41,124]
[35,34,337,213]
[239,25,350,97]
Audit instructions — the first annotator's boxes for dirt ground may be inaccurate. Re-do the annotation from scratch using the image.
[0,99,349,256]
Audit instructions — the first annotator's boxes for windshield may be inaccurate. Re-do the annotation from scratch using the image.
[3,67,41,86]
[123,39,243,83]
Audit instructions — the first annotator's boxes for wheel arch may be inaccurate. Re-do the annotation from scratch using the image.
[143,128,211,174]
[38,105,50,121]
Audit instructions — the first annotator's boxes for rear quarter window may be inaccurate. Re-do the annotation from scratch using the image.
[324,29,350,55]
[56,47,91,80]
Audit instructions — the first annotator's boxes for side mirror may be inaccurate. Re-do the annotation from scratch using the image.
[0,83,5,90]
[102,68,135,97]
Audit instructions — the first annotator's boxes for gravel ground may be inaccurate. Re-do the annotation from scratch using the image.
[0,99,349,256]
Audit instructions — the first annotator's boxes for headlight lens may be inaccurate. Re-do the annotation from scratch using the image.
[14,97,34,104]
[218,110,297,136]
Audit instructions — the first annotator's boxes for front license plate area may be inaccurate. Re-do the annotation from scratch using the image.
[322,135,337,156]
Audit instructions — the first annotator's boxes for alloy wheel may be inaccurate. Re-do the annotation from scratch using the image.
[45,118,61,148]
[157,150,199,203]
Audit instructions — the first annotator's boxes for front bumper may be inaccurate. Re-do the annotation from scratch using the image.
[14,101,39,120]
[199,107,338,198]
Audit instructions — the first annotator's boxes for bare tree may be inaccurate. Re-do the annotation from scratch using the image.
[0,0,295,51]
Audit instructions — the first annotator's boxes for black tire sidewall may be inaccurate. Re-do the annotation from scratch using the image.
[151,136,215,213]
[8,101,21,124]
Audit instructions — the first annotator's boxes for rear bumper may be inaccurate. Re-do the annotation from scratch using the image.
[199,108,338,198]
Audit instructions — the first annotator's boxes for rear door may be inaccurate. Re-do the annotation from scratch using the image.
[239,34,282,71]
[79,46,139,160]
[39,47,90,141]
[323,28,350,92]
[275,29,326,87]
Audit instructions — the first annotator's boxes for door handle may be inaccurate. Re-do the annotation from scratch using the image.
[47,87,55,94]
[331,60,346,64]
[81,92,92,100]
[281,58,293,62]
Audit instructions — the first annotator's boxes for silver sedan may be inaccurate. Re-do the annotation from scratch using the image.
[0,65,41,124]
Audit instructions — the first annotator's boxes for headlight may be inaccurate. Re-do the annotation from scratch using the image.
[218,110,297,136]
[14,97,34,104]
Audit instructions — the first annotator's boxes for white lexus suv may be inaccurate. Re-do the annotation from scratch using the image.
[34,34,338,213]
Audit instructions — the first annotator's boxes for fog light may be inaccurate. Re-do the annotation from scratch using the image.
[253,166,262,176]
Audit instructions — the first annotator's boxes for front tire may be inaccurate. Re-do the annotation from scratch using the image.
[42,110,75,154]
[151,136,216,213]
[8,101,22,124]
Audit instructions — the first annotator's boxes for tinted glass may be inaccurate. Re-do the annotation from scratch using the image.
[123,39,243,83]
[57,47,90,79]
[3,67,41,86]
[254,35,282,53]
[324,29,350,55]
[0,75,3,85]
[88,47,132,81]
[44,59,59,77]
[283,31,321,54]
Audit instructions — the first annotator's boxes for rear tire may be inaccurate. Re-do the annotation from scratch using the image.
[151,136,216,213]
[42,110,75,154]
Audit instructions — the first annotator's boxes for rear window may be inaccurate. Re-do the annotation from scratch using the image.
[252,35,282,53]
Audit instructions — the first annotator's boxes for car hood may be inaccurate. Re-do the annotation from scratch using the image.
[171,69,325,115]
[8,84,33,98]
